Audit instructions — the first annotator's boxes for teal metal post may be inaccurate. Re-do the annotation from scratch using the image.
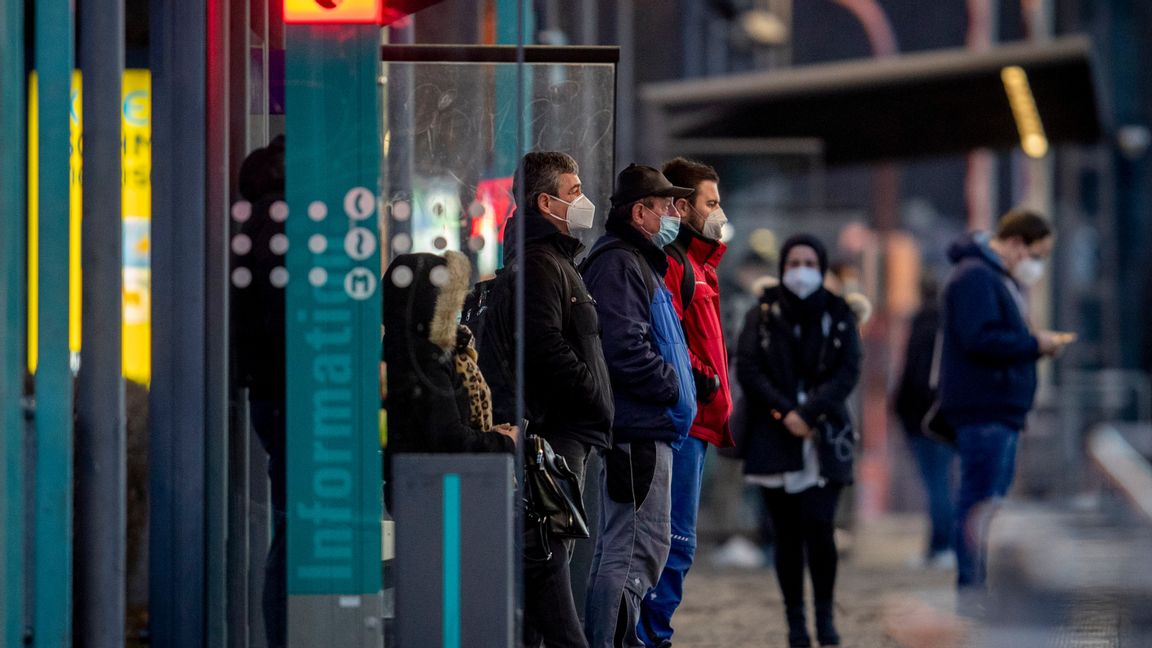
[34,0,75,645]
[284,22,383,647]
[0,0,27,645]
[493,0,534,178]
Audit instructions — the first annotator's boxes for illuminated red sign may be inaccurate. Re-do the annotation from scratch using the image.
[284,0,383,24]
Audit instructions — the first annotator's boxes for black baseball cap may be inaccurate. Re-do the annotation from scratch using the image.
[610,163,694,206]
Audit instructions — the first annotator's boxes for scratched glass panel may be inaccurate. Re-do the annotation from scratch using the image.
[381,61,616,277]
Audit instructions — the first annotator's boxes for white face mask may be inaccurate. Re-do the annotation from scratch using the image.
[1013,257,1045,286]
[701,207,728,241]
[546,193,596,231]
[782,266,823,300]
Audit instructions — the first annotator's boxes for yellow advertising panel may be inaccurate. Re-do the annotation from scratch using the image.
[28,70,152,383]
[283,0,382,23]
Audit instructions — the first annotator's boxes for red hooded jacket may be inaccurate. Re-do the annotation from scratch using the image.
[664,227,733,447]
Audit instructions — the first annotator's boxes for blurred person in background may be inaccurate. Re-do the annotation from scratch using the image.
[580,164,696,648]
[893,275,955,570]
[938,209,1071,614]
[638,157,734,648]
[232,135,287,648]
[736,234,862,648]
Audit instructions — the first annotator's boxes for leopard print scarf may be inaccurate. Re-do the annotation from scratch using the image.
[453,325,494,432]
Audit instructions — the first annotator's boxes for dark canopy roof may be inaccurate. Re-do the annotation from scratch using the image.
[642,36,1102,165]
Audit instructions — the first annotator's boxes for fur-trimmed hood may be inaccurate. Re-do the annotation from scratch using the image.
[383,250,472,353]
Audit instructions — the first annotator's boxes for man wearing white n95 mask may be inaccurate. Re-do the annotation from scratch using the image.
[479,151,614,648]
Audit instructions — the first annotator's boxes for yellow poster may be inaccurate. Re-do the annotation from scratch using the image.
[28,70,152,383]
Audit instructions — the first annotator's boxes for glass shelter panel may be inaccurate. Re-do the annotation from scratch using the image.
[232,43,615,646]
[381,61,617,274]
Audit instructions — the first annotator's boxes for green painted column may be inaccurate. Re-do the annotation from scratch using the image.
[33,0,75,645]
[0,0,27,645]
[284,22,383,648]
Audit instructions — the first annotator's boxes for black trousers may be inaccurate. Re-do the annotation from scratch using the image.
[761,484,842,610]
[523,437,591,648]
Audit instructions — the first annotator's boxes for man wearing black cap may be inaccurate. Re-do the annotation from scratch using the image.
[580,164,698,648]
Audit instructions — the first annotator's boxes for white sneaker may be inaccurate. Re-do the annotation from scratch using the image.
[925,551,956,571]
[709,536,765,569]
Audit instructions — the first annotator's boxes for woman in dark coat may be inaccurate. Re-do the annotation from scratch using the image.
[383,251,517,504]
[736,234,862,647]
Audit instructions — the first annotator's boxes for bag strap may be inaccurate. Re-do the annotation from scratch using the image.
[665,242,695,308]
[928,330,944,390]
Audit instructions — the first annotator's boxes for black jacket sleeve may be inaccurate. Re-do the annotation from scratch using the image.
[423,361,513,454]
[797,309,862,427]
[736,304,796,416]
[522,253,599,409]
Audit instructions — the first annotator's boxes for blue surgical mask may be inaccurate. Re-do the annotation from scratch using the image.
[645,206,681,248]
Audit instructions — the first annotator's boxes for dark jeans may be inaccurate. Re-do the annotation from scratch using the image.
[907,433,955,556]
[761,484,842,611]
[953,422,1018,592]
[523,437,591,648]
[251,400,286,648]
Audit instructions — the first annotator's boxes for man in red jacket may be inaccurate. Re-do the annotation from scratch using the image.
[639,157,733,647]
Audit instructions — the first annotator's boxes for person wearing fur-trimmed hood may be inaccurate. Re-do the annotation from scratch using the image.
[382,251,518,505]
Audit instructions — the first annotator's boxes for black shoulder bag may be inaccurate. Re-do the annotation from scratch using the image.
[523,434,590,561]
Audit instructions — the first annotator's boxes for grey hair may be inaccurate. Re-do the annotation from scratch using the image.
[513,151,579,206]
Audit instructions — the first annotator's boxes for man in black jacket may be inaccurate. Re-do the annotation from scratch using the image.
[479,151,613,648]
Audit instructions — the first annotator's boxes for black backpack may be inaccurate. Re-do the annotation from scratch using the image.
[460,273,501,346]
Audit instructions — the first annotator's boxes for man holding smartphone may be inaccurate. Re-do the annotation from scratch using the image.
[938,208,1072,615]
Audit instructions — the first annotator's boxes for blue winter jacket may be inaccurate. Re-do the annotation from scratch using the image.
[581,220,696,447]
[939,233,1041,430]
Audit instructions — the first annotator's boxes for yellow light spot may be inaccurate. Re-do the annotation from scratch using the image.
[1001,66,1049,159]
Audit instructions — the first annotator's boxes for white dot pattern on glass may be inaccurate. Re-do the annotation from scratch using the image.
[231,267,252,288]
[269,233,289,255]
[467,235,486,252]
[308,201,327,222]
[231,234,252,255]
[429,266,450,288]
[309,267,328,287]
[392,233,412,254]
[269,201,289,222]
[391,200,411,222]
[433,236,448,250]
[270,266,289,288]
[308,234,327,254]
[390,265,414,288]
[231,201,252,223]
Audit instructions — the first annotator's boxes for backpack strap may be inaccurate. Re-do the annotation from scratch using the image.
[665,241,695,308]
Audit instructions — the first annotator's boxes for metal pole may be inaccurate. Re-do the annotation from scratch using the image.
[149,0,208,643]
[76,0,127,644]
[205,0,232,643]
[33,0,76,643]
[0,0,28,644]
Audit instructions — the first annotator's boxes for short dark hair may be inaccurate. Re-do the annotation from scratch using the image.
[995,208,1052,245]
[660,157,719,197]
[513,151,579,207]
